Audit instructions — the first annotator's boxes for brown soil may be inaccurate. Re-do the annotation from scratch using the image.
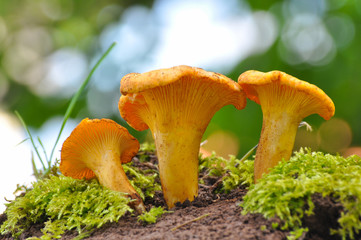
[0,154,351,240]
[62,189,287,240]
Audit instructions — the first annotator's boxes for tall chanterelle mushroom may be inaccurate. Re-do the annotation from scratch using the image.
[60,118,145,213]
[238,70,335,182]
[118,65,246,208]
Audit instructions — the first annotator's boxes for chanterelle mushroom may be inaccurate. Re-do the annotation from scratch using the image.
[60,118,145,213]
[238,70,335,182]
[119,65,246,208]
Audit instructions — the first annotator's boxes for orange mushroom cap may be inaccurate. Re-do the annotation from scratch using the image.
[119,65,246,131]
[60,118,139,180]
[238,70,335,120]
[121,65,245,95]
[118,93,149,131]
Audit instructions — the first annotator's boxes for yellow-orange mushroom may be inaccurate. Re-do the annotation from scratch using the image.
[238,70,335,182]
[119,65,246,208]
[60,118,145,213]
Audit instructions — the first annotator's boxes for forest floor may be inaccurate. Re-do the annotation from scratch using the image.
[0,153,348,240]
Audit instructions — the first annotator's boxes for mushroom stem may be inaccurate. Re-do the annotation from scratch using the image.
[254,109,301,182]
[92,151,146,213]
[152,128,202,209]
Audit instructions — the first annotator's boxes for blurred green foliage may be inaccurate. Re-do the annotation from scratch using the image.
[0,0,154,128]
[0,0,360,157]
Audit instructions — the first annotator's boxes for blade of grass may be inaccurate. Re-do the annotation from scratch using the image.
[31,152,41,179]
[48,42,117,164]
[15,111,46,170]
[171,213,211,231]
[16,138,29,146]
[37,137,49,167]
[240,144,258,162]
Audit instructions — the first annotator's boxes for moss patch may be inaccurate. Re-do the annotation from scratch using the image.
[241,148,361,239]
[0,176,132,239]
[137,206,171,224]
[0,149,163,240]
[199,153,254,192]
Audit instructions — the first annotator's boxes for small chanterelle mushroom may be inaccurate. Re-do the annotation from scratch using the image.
[60,118,145,213]
[238,70,335,182]
[118,65,246,208]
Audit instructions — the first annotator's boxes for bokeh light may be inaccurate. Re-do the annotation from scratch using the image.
[343,147,361,158]
[280,13,336,66]
[148,0,278,72]
[39,0,74,21]
[201,131,240,158]
[40,48,87,97]
[317,118,352,153]
[294,127,319,151]
[325,14,355,49]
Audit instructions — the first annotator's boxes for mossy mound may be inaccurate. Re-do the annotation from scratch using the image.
[242,149,361,239]
[2,147,361,240]
[0,176,132,239]
[0,144,164,239]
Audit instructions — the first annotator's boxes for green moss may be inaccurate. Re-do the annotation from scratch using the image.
[137,142,156,162]
[0,176,132,239]
[139,142,156,153]
[137,206,170,224]
[0,151,163,239]
[199,153,254,193]
[124,163,161,200]
[241,148,361,240]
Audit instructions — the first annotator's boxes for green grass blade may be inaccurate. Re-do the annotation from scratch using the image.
[240,144,258,162]
[37,137,49,167]
[31,152,41,179]
[15,111,46,170]
[16,138,29,146]
[48,42,117,163]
